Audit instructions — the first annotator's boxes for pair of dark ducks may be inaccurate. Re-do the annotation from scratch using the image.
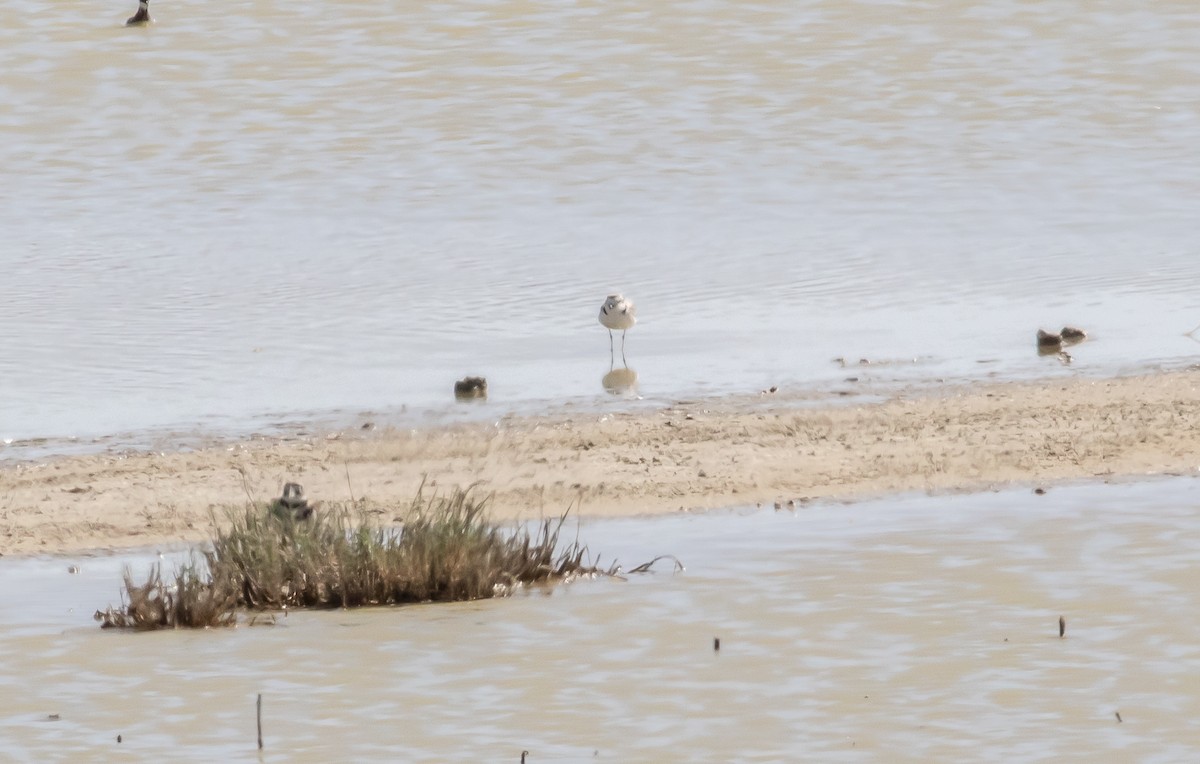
[1037,326,1087,349]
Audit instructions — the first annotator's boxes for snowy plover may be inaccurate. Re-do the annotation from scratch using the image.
[598,294,636,364]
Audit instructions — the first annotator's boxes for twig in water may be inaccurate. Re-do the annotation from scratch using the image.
[1059,616,1066,638]
[627,555,685,574]
[257,694,263,750]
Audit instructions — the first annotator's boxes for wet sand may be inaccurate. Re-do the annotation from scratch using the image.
[3,369,1200,557]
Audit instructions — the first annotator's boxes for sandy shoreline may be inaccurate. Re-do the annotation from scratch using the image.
[3,369,1200,557]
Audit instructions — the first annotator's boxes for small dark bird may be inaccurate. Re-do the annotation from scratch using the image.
[126,0,151,26]
[1059,616,1066,638]
[273,482,314,520]
[1037,329,1062,348]
[454,376,488,400]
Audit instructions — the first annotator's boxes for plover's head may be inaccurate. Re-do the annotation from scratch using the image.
[604,294,624,307]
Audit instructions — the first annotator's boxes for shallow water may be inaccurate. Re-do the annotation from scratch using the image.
[2,0,1199,450]
[3,477,1200,760]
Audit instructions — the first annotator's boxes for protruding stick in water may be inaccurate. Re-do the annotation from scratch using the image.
[1059,616,1065,638]
[257,694,263,750]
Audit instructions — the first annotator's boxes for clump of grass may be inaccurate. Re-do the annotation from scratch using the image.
[211,486,613,609]
[97,487,637,629]
[94,560,238,630]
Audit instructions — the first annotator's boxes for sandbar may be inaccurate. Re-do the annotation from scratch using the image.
[3,369,1199,557]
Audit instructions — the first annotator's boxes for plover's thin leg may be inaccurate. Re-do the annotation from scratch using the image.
[621,330,628,366]
[609,329,616,357]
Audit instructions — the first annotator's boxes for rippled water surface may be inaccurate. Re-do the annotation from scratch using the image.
[3,478,1200,760]
[2,0,1198,445]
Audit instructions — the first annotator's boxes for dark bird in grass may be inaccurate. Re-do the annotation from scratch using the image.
[126,0,151,26]
[273,482,314,520]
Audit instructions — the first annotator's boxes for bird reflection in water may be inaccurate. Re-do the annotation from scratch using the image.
[602,365,639,396]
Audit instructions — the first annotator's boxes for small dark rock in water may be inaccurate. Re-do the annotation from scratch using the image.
[454,376,488,400]
[272,482,314,520]
[1034,487,1046,495]
[1059,616,1066,638]
[1060,326,1087,342]
[1036,329,1062,347]
[714,637,720,652]
[117,734,123,743]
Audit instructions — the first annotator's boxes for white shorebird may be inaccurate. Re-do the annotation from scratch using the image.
[599,293,636,365]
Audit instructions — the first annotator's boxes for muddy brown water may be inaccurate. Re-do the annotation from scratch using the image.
[3,477,1200,760]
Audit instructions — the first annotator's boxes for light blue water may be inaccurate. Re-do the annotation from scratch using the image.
[2,0,1198,452]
